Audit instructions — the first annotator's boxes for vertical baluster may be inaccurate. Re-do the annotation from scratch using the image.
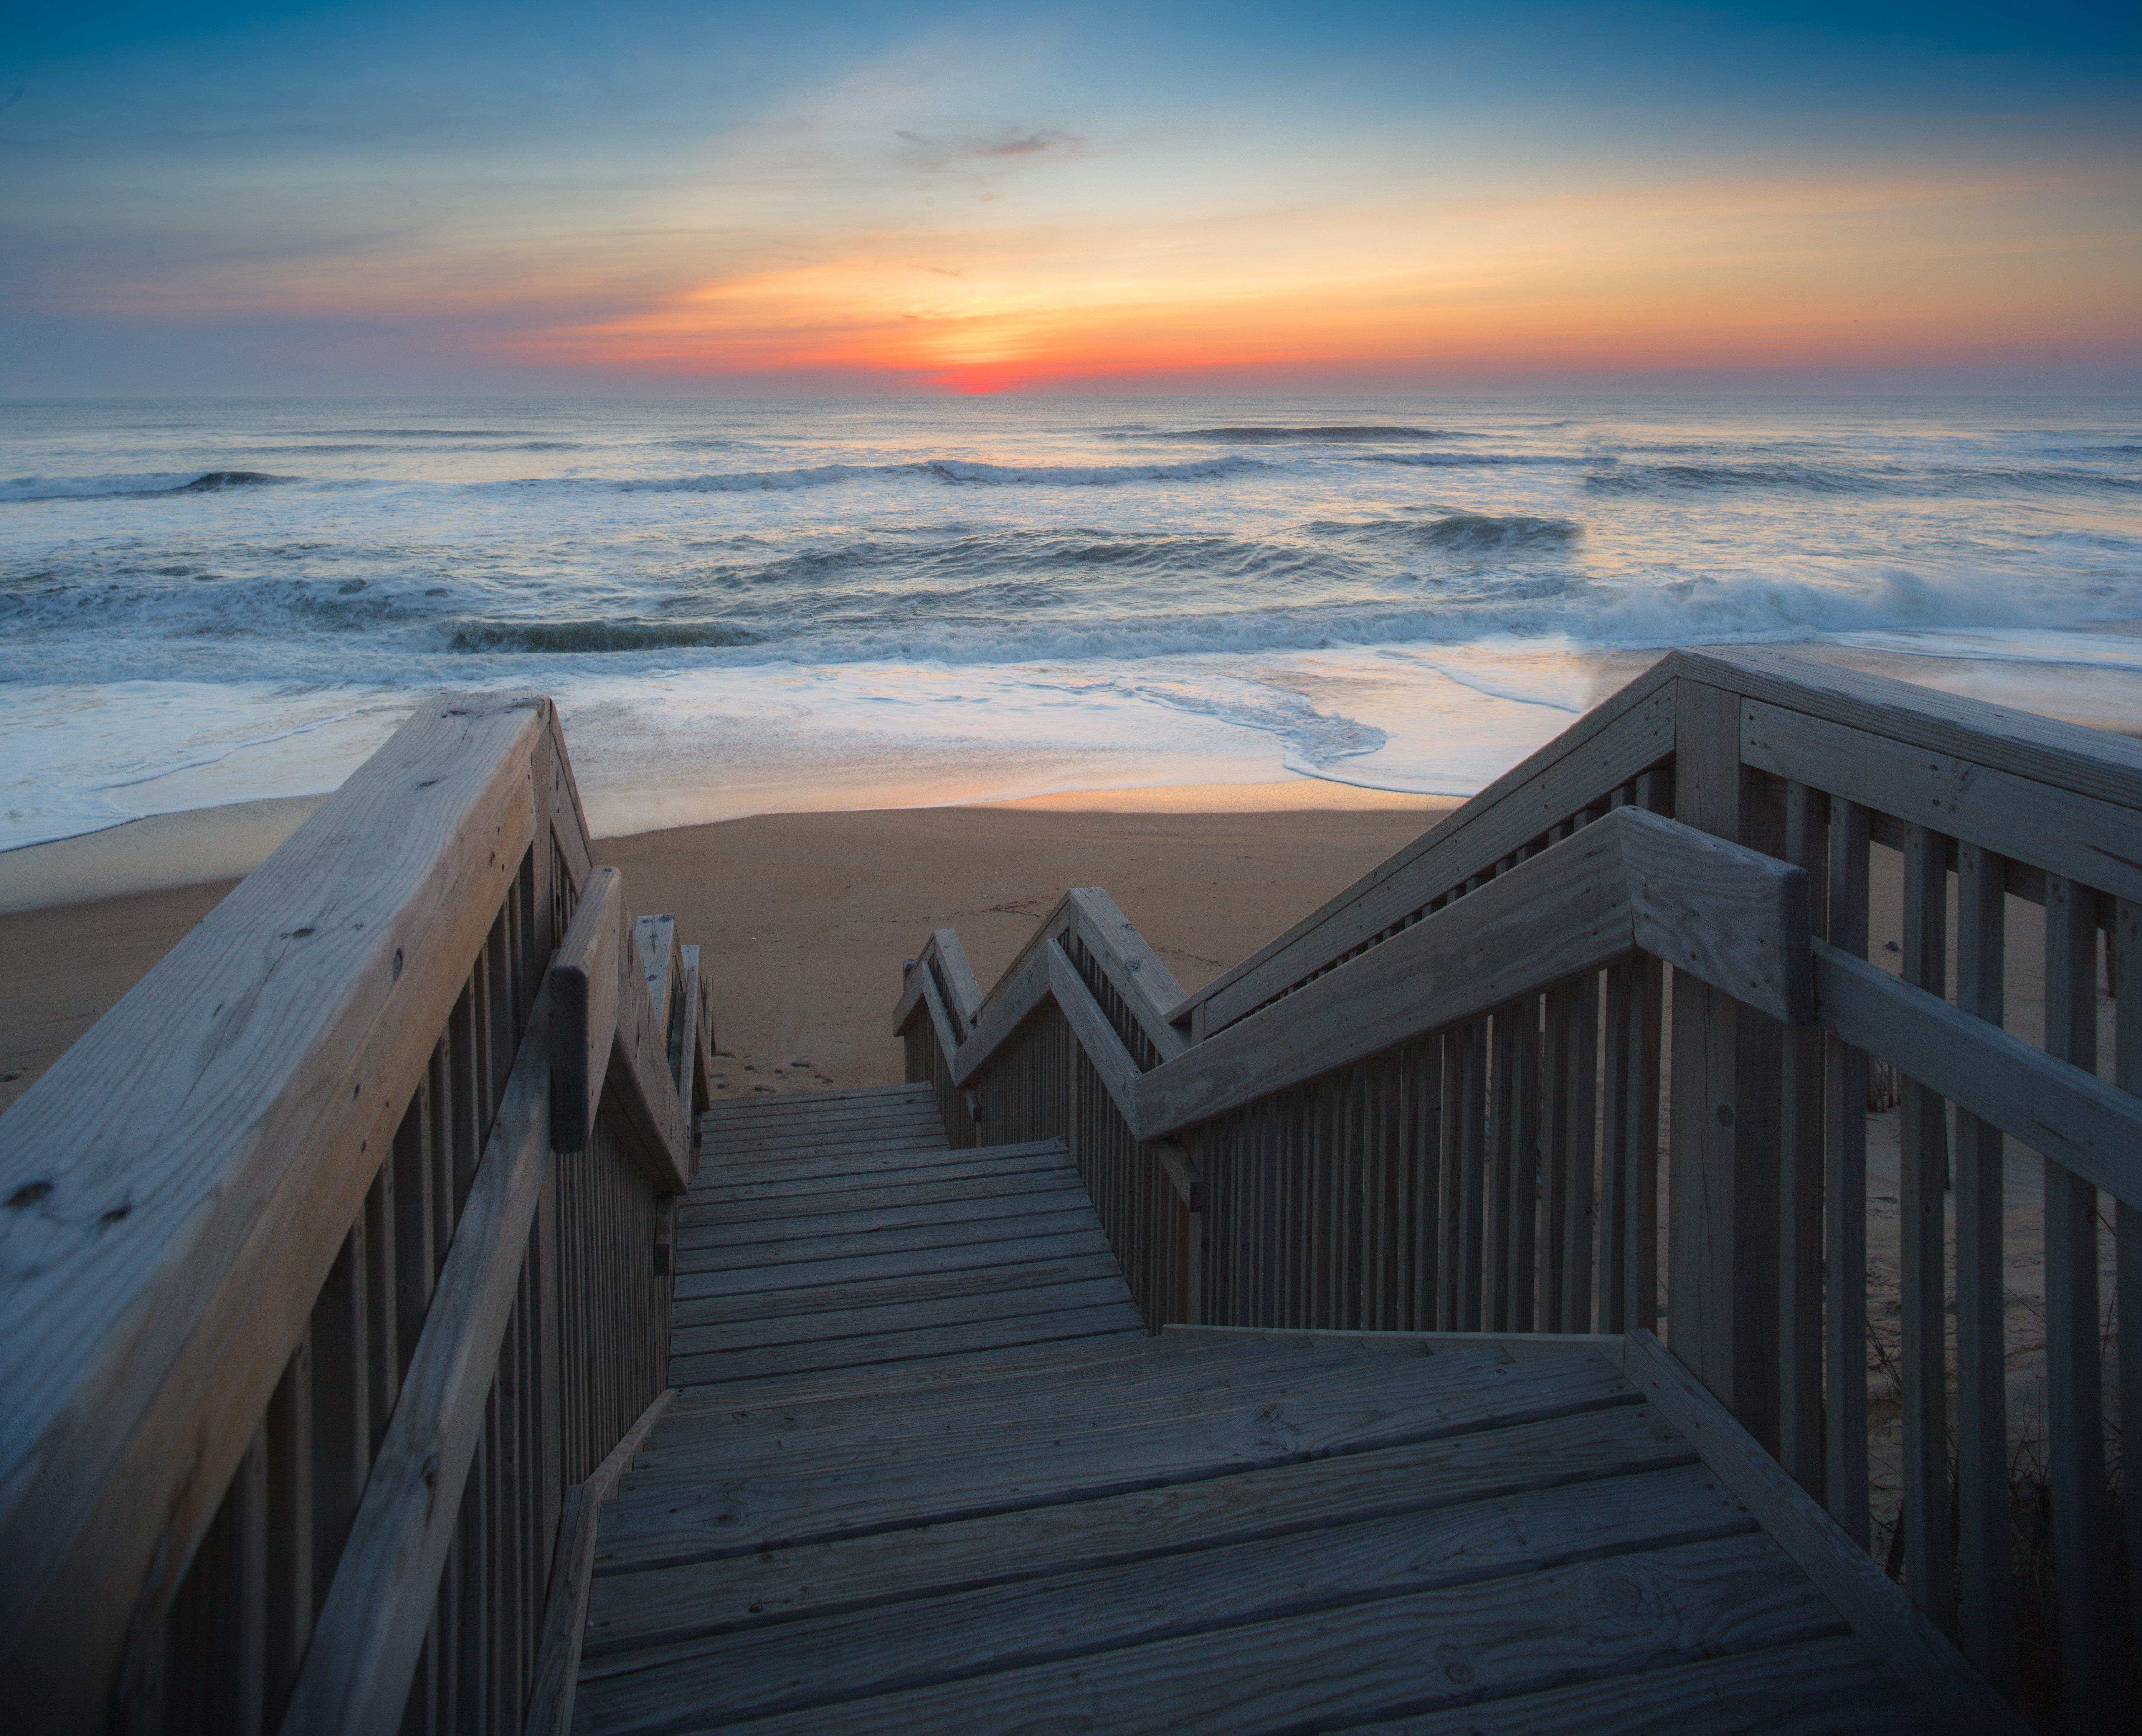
[1598,964,1635,1334]
[394,1086,436,1373]
[1778,782,1827,1497]
[2116,896,2142,1679]
[1561,972,1600,1334]
[310,1218,369,1618]
[1899,823,1954,1631]
[2044,875,2116,1730]
[233,1426,269,1736]
[1434,1034,1458,1329]
[1485,1009,1516,1331]
[1455,1018,1488,1331]
[1541,984,1572,1331]
[1953,843,2016,1693]
[1412,1037,1443,1332]
[1628,959,1662,1334]
[363,1158,400,1452]
[1824,796,1872,1547]
[1509,998,1541,1332]
[263,1330,315,1719]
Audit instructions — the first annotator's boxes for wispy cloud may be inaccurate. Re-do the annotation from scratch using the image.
[892,126,1082,172]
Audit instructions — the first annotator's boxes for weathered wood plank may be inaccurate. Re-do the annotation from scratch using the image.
[1350,1634,1922,1734]
[660,1333,1183,1416]
[1179,660,1677,1035]
[669,1302,1149,1388]
[672,1276,1141,1353]
[699,1133,955,1167]
[522,1389,674,1736]
[598,1354,1638,1569]
[1742,697,2142,903]
[685,1144,1070,1201]
[677,1179,1091,1248]
[1689,644,2142,815]
[1063,887,1189,1058]
[583,1403,1696,1657]
[700,1534,1837,1736]
[280,995,556,1736]
[1812,941,2142,1207]
[1619,1330,2026,1734]
[701,1104,945,1136]
[1136,807,1807,1142]
[0,690,548,1726]
[646,1335,1527,1451]
[668,1252,1125,1332]
[673,1201,1105,1274]
[670,1226,1117,1300]
[573,1465,1754,1733]
[681,1167,1081,1228]
[1138,819,1635,1140]
[552,867,625,1154]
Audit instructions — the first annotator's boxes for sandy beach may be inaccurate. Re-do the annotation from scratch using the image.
[0,798,1451,1118]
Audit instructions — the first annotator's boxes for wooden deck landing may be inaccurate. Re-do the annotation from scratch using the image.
[573,1085,1932,1734]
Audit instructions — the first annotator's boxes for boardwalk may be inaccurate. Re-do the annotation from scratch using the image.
[572,1086,1933,1734]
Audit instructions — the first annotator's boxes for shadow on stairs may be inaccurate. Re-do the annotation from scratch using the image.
[570,1085,1935,1734]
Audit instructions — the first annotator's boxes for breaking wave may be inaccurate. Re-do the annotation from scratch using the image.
[1125,425,1469,444]
[444,619,762,653]
[0,470,295,502]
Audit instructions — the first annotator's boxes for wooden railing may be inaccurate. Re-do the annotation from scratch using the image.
[897,646,2142,1731]
[0,693,712,1736]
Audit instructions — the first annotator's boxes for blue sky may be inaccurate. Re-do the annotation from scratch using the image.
[4,3,2136,393]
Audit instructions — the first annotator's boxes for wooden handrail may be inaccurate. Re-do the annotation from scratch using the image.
[1170,656,1678,1037]
[0,692,549,1727]
[279,990,559,1735]
[1171,645,2142,1040]
[896,644,2142,1729]
[0,691,706,1735]
[1138,806,1809,1139]
[907,807,1810,1149]
[1813,940,2142,1209]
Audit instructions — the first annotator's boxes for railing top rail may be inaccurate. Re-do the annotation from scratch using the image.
[1174,646,2142,1038]
[1677,644,2142,811]
[0,689,563,1701]
[1167,654,1680,1034]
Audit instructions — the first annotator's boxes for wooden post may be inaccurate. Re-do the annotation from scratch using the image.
[1666,676,1783,1449]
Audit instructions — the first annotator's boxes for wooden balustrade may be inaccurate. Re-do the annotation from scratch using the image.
[0,693,712,1736]
[897,646,2142,1730]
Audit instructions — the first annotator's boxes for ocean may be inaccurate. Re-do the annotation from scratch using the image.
[3,394,2139,852]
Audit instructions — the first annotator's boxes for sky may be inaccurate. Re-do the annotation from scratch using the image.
[2,2,2137,395]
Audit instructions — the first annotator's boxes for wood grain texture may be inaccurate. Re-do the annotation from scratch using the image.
[1619,1330,2025,1734]
[523,1390,674,1736]
[552,867,624,1154]
[596,1356,1639,1570]
[1350,1634,1923,1734]
[1178,657,1678,1034]
[1618,799,1811,1023]
[0,690,549,1728]
[1686,645,2142,814]
[1062,887,1188,1058]
[668,1301,1150,1388]
[572,1466,1755,1733]
[1136,818,1635,1139]
[279,995,557,1736]
[671,1275,1143,1354]
[699,1535,1839,1736]
[583,1404,1699,1659]
[1812,941,2142,1208]
[1742,698,2142,903]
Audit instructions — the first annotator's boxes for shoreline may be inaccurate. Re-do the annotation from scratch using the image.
[0,798,1457,1117]
[0,776,1445,917]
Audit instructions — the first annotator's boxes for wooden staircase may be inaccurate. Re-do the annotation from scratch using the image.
[567,1086,1949,1734]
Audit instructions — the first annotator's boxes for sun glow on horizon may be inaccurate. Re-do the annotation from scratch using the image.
[3,2,2136,393]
